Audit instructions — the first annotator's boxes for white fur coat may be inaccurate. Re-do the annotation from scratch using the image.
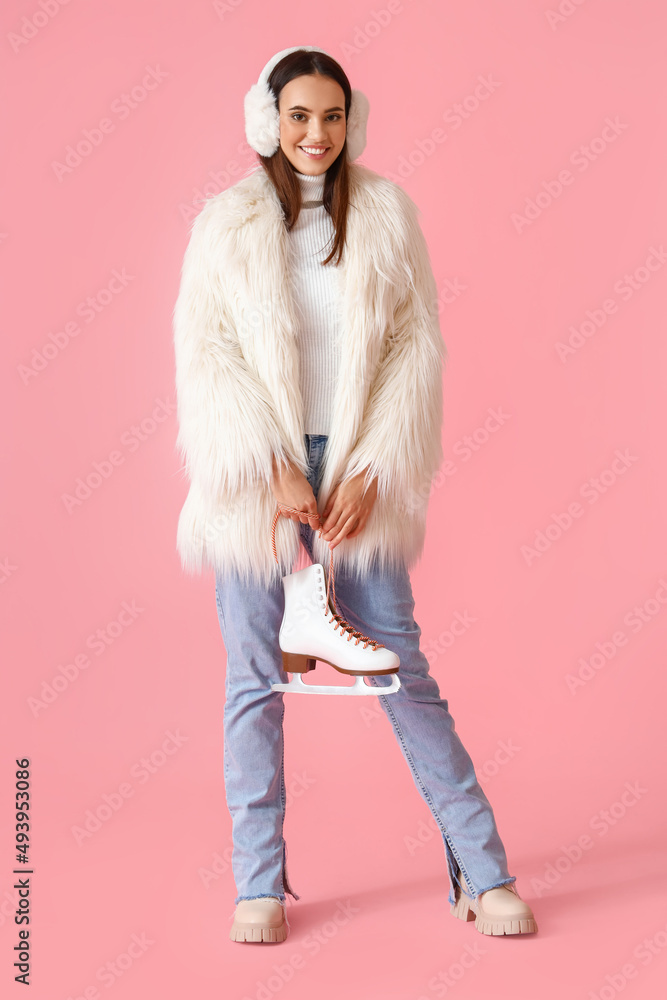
[173,162,447,586]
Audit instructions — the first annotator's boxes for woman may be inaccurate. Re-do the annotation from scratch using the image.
[173,45,537,943]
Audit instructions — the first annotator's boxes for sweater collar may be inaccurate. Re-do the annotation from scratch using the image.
[294,169,325,204]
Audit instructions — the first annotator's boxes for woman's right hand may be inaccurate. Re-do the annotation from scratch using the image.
[270,455,322,531]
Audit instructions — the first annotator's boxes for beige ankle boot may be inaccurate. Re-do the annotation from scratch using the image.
[451,880,538,935]
[230,896,288,943]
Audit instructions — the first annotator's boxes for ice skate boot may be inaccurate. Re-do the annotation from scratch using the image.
[270,503,401,696]
[272,560,401,695]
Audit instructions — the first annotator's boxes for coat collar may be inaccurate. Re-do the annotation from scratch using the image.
[216,162,410,250]
[210,162,413,506]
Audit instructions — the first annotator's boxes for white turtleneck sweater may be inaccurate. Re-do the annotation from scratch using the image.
[288,169,342,436]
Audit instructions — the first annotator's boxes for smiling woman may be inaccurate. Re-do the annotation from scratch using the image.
[173,44,537,946]
[254,51,361,265]
[280,78,346,167]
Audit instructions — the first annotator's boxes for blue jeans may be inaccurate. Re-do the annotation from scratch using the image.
[214,433,516,907]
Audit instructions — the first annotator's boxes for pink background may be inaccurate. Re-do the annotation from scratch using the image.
[2,1,667,998]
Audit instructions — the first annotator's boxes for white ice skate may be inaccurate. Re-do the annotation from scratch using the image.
[273,561,401,695]
[270,504,401,697]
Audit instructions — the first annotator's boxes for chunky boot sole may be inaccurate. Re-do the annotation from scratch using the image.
[229,921,288,943]
[450,889,538,936]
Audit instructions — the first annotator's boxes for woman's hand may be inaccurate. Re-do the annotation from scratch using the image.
[320,466,378,550]
[269,455,322,530]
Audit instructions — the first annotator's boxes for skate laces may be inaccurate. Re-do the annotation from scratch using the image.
[271,503,384,651]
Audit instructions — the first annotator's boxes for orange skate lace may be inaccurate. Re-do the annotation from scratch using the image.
[271,503,385,651]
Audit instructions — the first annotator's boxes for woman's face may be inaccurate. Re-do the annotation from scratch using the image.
[278,73,347,174]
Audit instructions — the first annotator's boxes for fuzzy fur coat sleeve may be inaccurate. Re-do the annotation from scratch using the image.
[338,185,447,513]
[172,198,303,500]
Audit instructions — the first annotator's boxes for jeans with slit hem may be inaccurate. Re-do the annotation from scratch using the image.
[215,433,517,907]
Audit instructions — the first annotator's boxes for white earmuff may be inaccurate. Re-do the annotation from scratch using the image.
[243,45,369,161]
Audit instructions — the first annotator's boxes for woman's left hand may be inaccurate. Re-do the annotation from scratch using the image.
[319,467,378,549]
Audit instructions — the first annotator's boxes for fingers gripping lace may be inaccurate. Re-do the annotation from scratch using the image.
[271,503,384,651]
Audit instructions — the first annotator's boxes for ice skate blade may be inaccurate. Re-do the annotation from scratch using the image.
[271,672,401,696]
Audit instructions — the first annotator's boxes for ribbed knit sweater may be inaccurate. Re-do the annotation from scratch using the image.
[288,169,342,436]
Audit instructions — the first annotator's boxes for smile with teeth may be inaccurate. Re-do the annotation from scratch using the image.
[299,146,330,155]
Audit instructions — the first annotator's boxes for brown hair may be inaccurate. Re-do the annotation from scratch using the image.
[258,49,352,267]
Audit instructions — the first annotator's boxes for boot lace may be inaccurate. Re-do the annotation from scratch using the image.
[271,503,384,651]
